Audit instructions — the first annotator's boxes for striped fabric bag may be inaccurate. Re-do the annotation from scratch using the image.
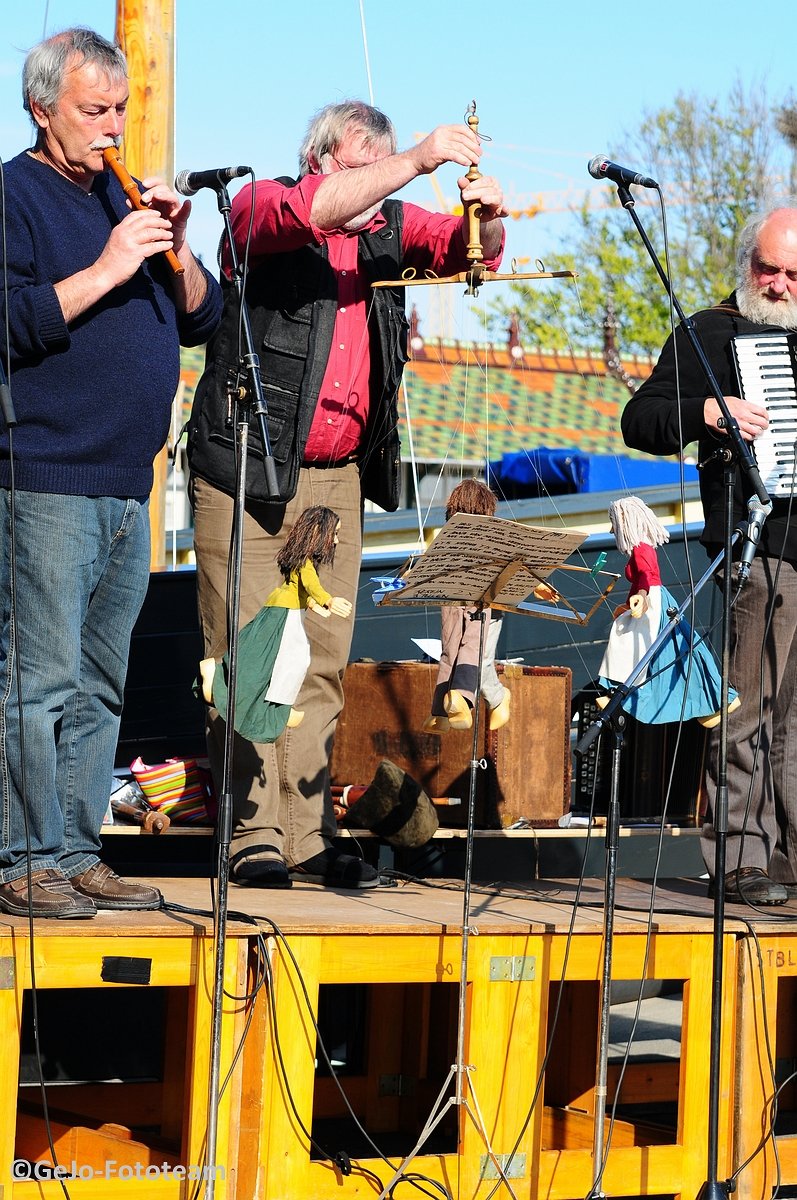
[130,756,215,824]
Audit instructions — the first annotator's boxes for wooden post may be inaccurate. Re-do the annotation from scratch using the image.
[115,0,176,572]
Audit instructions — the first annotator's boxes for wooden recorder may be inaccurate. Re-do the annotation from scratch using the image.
[102,146,184,277]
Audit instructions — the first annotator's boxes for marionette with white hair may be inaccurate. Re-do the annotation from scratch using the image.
[598,495,739,726]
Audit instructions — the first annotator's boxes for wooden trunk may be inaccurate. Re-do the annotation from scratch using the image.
[330,661,571,828]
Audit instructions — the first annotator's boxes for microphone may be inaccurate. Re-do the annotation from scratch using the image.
[174,165,251,196]
[587,155,658,190]
[737,496,773,584]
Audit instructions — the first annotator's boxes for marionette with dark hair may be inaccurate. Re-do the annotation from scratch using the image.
[200,506,352,743]
[598,495,739,726]
[423,479,512,733]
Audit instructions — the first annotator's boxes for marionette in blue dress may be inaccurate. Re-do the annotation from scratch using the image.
[598,496,739,726]
[199,506,352,743]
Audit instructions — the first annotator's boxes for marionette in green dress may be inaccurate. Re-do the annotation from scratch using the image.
[199,506,352,743]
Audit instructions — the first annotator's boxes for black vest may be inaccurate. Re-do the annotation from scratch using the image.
[187,195,407,509]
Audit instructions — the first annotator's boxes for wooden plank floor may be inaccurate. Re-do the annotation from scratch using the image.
[53,873,790,938]
[0,870,776,941]
[5,877,797,1199]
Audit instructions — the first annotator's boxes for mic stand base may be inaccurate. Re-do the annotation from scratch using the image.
[696,1183,733,1199]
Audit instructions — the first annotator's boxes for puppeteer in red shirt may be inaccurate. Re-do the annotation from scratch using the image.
[226,173,504,464]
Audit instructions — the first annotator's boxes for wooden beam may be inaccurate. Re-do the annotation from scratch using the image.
[115,0,176,572]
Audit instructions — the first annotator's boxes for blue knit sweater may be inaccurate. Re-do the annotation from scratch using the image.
[0,150,222,497]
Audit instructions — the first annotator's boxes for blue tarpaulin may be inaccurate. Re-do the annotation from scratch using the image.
[488,448,697,497]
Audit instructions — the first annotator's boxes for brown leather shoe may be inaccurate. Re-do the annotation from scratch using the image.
[0,869,96,919]
[70,863,162,910]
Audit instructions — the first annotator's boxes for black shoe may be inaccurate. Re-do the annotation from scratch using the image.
[290,849,379,890]
[230,845,292,889]
[708,866,788,906]
[0,869,96,919]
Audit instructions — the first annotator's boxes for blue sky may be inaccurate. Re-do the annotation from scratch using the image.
[2,1,796,338]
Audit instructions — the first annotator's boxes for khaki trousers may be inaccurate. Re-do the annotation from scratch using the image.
[190,466,362,867]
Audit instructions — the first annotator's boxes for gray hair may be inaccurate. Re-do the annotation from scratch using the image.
[23,27,127,119]
[298,101,396,177]
[608,495,669,555]
[735,197,797,287]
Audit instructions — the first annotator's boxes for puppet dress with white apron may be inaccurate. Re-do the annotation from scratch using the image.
[598,541,736,724]
[211,561,330,743]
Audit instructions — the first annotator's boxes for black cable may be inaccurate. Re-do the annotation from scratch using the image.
[257,912,452,1200]
[728,919,781,1191]
[0,152,73,1200]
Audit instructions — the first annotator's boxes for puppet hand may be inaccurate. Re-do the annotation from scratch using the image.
[533,582,560,604]
[329,596,353,618]
[628,591,648,617]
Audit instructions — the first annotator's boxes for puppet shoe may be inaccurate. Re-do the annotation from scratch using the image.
[290,848,380,889]
[231,845,292,889]
[698,695,741,729]
[488,687,511,731]
[423,714,451,733]
[287,708,305,728]
[443,690,473,730]
[198,658,216,705]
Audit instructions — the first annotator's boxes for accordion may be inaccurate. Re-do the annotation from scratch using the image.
[732,330,797,496]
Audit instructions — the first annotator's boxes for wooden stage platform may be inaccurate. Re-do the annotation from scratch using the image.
[3,874,797,1199]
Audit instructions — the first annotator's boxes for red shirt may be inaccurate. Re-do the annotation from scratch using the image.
[227,174,504,463]
[625,542,663,593]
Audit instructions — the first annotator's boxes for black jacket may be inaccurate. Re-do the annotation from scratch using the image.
[621,294,797,560]
[187,197,407,510]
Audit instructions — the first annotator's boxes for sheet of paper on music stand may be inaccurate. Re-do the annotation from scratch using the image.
[382,514,585,608]
[411,638,443,661]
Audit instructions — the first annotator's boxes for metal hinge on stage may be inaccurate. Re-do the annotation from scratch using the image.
[480,1152,527,1179]
[489,955,536,981]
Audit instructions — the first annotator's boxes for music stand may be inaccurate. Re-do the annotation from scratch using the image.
[375,514,609,1197]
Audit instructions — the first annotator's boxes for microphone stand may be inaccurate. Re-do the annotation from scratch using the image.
[601,182,771,1200]
[202,181,279,1200]
[574,534,741,1198]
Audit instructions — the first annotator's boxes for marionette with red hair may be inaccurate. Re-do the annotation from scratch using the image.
[423,479,512,733]
[200,505,352,743]
[598,495,738,726]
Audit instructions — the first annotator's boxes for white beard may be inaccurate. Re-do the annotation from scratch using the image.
[737,274,797,330]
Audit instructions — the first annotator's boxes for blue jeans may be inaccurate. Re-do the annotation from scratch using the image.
[0,491,150,882]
